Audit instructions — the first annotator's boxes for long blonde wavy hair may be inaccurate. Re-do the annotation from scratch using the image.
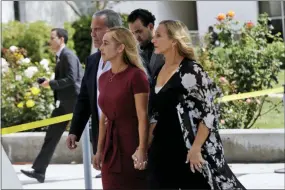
[106,27,147,74]
[159,20,196,61]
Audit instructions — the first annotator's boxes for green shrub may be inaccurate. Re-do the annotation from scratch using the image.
[72,16,92,63]
[2,21,76,64]
[2,21,53,62]
[1,46,54,130]
[197,12,285,129]
[64,22,76,54]
[72,13,129,63]
[121,13,129,28]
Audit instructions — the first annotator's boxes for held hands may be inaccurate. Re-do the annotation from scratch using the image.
[132,147,148,170]
[186,146,206,173]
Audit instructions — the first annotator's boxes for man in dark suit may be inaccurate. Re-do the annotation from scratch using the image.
[127,9,164,79]
[21,28,83,183]
[66,10,122,178]
[208,26,219,46]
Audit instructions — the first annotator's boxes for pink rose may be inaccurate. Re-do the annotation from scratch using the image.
[219,77,227,83]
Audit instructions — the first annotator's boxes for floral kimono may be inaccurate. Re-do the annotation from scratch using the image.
[150,57,246,190]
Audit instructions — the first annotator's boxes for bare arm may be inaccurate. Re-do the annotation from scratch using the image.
[192,121,210,150]
[134,93,149,150]
[186,121,210,172]
[96,112,107,153]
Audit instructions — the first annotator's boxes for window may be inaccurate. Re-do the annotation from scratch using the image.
[259,1,282,17]
[271,19,283,33]
[187,1,198,31]
[13,1,20,21]
[259,1,284,40]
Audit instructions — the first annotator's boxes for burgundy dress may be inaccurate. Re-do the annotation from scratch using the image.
[98,65,149,190]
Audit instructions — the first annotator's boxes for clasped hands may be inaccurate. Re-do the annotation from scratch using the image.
[132,147,148,170]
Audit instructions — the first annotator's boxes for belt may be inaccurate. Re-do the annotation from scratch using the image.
[102,118,121,173]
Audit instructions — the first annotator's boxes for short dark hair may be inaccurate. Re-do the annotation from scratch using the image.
[127,9,156,27]
[51,28,68,44]
[93,9,123,28]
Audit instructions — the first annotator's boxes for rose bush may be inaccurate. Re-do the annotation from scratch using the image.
[1,46,55,130]
[197,12,285,129]
[1,20,76,131]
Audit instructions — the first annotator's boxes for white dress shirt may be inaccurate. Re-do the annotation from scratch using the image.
[54,45,65,108]
[56,45,65,62]
[97,57,111,119]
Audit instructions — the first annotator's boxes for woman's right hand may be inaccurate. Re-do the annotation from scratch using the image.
[132,148,148,170]
[93,151,102,170]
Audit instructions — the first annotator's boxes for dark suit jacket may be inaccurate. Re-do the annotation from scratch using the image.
[49,47,83,104]
[149,53,164,79]
[69,52,101,154]
[139,42,164,80]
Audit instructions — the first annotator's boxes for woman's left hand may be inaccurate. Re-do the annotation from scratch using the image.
[132,148,148,170]
[186,146,206,173]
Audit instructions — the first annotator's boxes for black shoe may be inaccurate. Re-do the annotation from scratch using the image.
[95,173,102,178]
[20,169,45,183]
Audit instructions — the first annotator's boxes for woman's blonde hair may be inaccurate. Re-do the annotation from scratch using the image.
[159,20,195,60]
[107,27,146,74]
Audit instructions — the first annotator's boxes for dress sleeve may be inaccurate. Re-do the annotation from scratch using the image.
[149,93,158,124]
[131,69,150,94]
[180,61,222,132]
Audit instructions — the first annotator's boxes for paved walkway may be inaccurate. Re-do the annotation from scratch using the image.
[14,163,285,189]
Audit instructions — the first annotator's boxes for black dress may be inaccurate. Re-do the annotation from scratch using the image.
[147,61,210,189]
[147,58,246,190]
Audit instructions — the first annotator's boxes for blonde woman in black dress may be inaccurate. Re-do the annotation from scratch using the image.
[145,20,246,190]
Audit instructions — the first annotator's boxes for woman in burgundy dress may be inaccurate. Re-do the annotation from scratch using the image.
[93,27,150,190]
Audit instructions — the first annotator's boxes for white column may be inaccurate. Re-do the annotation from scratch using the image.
[2,1,15,23]
[0,141,23,189]
[281,1,285,41]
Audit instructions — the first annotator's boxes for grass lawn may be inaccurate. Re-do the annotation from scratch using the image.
[253,97,284,129]
[253,70,284,129]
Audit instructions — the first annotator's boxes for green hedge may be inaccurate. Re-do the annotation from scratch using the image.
[2,21,76,64]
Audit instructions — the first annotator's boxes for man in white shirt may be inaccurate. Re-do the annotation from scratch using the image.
[67,9,122,178]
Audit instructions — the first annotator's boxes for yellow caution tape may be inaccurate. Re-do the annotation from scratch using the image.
[0,87,283,135]
[1,114,73,135]
[219,87,283,102]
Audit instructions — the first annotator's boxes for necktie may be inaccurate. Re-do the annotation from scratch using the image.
[56,55,59,63]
